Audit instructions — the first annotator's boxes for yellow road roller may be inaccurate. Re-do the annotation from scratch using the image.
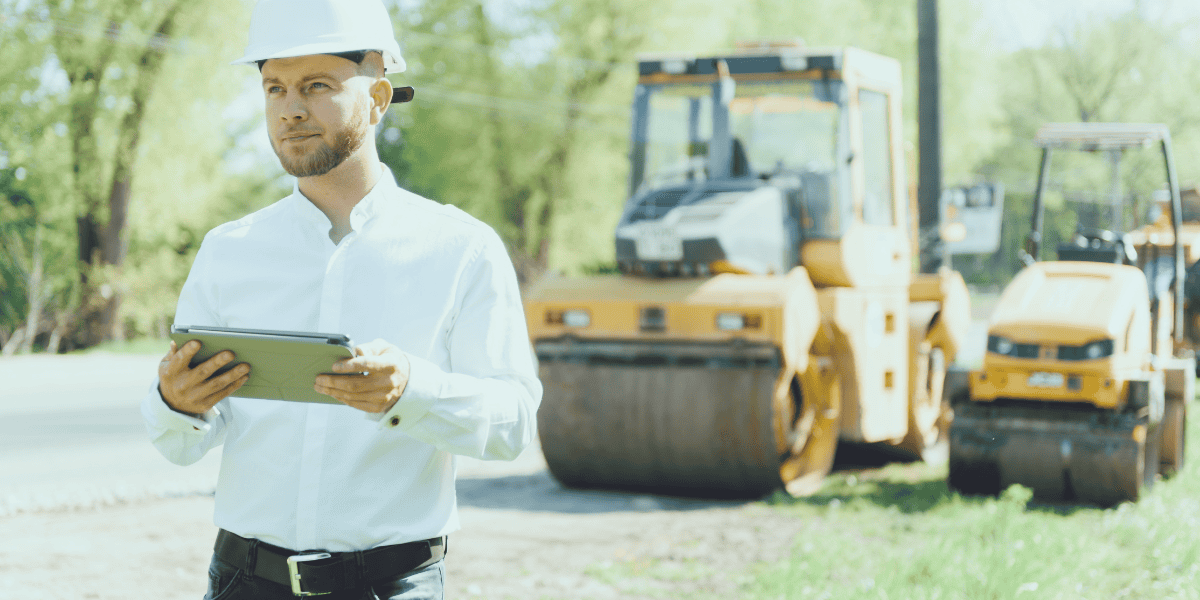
[949,123,1195,505]
[525,45,971,497]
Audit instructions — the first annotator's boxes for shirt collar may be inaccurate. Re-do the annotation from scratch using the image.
[288,163,400,237]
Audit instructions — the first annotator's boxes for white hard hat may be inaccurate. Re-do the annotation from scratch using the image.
[233,0,406,74]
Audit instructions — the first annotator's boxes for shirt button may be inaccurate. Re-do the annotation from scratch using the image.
[389,416,401,427]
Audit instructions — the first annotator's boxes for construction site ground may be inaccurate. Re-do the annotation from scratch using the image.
[0,311,989,600]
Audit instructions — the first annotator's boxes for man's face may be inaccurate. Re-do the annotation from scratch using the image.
[261,54,376,178]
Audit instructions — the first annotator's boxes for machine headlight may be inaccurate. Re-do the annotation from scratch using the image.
[716,312,764,331]
[987,335,1015,355]
[1057,339,1114,361]
[563,310,591,328]
[716,313,745,331]
[1085,340,1110,359]
[986,335,1039,358]
[547,309,591,328]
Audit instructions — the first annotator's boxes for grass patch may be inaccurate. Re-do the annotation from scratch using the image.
[71,337,169,355]
[747,414,1200,600]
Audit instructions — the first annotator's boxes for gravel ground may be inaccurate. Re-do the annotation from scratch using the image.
[0,353,807,600]
[0,449,810,600]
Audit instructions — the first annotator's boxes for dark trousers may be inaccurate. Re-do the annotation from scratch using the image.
[204,553,445,600]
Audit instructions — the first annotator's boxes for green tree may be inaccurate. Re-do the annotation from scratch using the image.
[974,8,1200,283]
[380,0,699,282]
[0,0,271,352]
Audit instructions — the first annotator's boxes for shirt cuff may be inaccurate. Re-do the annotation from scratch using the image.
[142,379,219,433]
[374,352,441,431]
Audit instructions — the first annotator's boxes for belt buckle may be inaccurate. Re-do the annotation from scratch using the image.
[286,552,333,597]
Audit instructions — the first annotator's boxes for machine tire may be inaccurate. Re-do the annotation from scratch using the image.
[1160,398,1186,477]
[896,345,946,458]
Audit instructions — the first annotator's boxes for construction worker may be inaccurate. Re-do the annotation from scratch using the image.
[140,0,541,598]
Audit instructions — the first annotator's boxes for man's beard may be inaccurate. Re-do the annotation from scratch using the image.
[272,104,368,178]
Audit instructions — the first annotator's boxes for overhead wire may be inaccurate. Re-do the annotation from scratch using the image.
[401,29,624,72]
[407,86,631,141]
[3,10,635,119]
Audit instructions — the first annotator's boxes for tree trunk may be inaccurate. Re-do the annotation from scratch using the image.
[97,174,132,341]
[67,3,183,346]
[18,227,45,354]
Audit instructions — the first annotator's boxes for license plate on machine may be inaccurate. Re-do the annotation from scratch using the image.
[1027,372,1064,388]
[636,226,683,261]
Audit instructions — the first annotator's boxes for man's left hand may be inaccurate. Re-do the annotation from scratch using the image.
[315,339,410,414]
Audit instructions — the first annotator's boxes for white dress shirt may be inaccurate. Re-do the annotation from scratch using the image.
[140,165,541,552]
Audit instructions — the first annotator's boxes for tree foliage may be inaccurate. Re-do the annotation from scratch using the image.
[0,0,275,352]
[3,1,1200,352]
[959,7,1200,285]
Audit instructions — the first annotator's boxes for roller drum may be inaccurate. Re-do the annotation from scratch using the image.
[536,338,795,497]
[949,402,1154,506]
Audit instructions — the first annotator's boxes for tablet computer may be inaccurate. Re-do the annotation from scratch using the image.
[169,325,357,404]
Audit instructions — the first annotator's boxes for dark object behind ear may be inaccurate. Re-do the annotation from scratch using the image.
[391,87,415,104]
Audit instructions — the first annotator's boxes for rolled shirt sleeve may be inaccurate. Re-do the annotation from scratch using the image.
[140,236,231,466]
[376,232,542,461]
[140,378,229,466]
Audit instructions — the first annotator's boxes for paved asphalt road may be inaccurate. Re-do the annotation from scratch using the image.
[0,352,554,516]
[0,353,225,515]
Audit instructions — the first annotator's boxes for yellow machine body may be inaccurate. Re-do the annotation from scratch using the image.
[528,46,970,497]
[949,123,1194,505]
[970,262,1152,410]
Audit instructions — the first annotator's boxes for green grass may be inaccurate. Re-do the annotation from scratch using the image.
[744,417,1200,600]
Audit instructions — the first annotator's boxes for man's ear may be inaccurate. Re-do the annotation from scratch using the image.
[369,77,391,125]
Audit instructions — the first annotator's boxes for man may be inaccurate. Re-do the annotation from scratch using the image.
[140,0,541,598]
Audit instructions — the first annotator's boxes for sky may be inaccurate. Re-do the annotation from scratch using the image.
[980,0,1200,50]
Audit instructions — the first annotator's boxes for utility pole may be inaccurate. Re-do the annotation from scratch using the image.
[917,0,945,273]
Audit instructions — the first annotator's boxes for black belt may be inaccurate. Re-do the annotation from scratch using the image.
[214,529,446,597]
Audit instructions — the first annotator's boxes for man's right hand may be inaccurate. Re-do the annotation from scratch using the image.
[158,340,251,417]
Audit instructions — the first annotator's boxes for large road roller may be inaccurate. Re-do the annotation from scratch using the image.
[525,45,970,498]
[949,123,1195,506]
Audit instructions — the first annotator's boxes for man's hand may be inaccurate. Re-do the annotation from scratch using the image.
[314,339,410,414]
[158,340,251,417]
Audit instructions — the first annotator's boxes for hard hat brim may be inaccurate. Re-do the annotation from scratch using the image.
[233,42,406,74]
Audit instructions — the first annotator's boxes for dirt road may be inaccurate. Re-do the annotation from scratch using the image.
[0,353,807,600]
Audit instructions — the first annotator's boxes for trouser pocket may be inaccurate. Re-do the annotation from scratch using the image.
[205,554,245,600]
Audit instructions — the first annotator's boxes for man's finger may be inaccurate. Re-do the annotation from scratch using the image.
[158,341,178,376]
[326,387,394,404]
[193,351,240,382]
[317,372,381,393]
[169,340,202,374]
[208,372,251,404]
[193,372,251,413]
[332,354,389,372]
[199,362,250,395]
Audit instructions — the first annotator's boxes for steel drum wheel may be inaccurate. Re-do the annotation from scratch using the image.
[948,402,1157,506]
[535,340,830,498]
